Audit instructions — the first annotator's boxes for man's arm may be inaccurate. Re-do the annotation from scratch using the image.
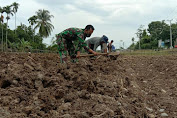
[76,49,97,58]
[102,43,107,53]
[76,51,81,58]
[76,36,97,57]
[93,44,97,51]
[88,49,97,55]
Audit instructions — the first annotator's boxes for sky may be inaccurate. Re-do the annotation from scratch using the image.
[1,0,177,49]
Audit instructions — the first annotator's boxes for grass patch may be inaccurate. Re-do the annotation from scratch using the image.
[121,49,177,56]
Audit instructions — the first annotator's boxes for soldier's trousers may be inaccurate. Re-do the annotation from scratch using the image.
[56,35,77,63]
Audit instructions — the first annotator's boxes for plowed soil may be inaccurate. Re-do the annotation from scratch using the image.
[0,52,177,118]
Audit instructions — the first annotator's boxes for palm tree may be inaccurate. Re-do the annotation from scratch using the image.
[11,2,19,34]
[0,7,5,51]
[3,5,13,50]
[28,15,37,42]
[35,9,54,38]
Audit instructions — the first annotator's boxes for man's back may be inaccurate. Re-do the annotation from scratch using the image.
[85,37,102,51]
[60,28,84,41]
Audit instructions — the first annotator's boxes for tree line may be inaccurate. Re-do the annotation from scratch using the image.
[129,20,177,50]
[0,2,54,52]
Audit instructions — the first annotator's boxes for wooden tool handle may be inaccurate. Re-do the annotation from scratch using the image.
[80,52,120,57]
[80,53,108,57]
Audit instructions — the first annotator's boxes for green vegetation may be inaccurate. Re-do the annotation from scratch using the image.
[0,2,54,52]
[35,9,54,38]
[121,49,177,56]
[128,20,177,50]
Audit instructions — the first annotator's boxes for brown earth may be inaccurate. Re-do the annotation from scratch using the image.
[0,52,177,118]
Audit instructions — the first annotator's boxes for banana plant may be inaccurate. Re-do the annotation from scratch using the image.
[19,38,32,52]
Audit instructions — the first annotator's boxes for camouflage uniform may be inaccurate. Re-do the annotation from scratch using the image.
[56,28,90,63]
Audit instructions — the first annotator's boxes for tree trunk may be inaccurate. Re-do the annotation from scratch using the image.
[1,22,3,52]
[32,25,34,42]
[6,18,8,51]
[15,13,16,34]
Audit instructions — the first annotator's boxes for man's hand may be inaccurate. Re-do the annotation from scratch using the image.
[88,49,97,56]
[93,51,97,56]
[76,55,80,58]
[76,51,81,58]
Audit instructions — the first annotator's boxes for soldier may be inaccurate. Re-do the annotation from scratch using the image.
[56,25,97,63]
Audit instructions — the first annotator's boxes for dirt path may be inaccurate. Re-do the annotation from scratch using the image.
[0,53,177,117]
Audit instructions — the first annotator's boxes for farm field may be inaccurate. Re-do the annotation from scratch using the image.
[0,52,177,117]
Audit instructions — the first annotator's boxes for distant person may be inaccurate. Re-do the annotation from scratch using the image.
[107,40,114,53]
[56,25,97,63]
[85,35,109,53]
[111,45,116,52]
